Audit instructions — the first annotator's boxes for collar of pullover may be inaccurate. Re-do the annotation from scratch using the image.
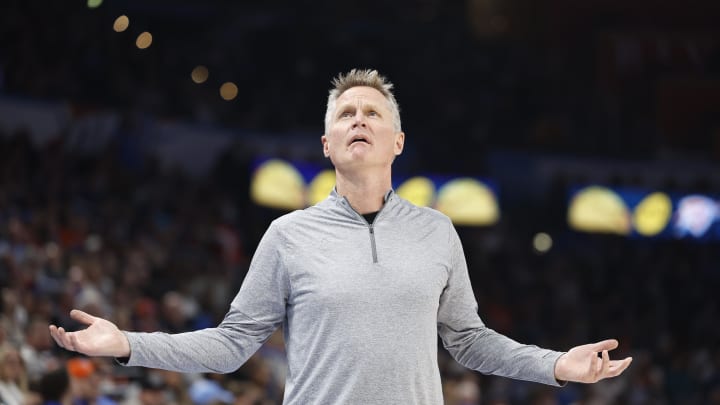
[329,188,396,222]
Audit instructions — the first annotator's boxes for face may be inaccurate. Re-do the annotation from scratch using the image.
[0,348,23,381]
[322,86,404,171]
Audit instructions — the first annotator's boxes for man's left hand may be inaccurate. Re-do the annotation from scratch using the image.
[554,339,633,383]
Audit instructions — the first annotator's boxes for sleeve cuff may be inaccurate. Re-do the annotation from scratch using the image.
[553,352,568,387]
[114,331,132,366]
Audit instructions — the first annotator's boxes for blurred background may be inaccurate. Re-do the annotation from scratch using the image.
[1,0,719,404]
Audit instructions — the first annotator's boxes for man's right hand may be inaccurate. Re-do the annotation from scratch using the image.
[49,309,131,358]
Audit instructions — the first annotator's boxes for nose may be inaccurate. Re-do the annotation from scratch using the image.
[352,111,367,128]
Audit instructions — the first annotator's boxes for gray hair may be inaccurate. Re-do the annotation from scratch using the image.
[324,69,402,134]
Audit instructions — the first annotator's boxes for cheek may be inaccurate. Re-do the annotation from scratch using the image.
[326,141,340,155]
[323,136,336,156]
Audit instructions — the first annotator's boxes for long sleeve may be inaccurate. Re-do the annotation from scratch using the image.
[123,222,289,373]
[436,223,564,386]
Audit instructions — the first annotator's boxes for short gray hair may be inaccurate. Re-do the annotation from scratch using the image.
[324,69,402,134]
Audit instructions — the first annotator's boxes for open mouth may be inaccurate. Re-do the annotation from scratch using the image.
[349,135,370,145]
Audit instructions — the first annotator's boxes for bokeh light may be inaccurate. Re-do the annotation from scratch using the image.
[396,176,436,207]
[308,170,336,205]
[191,66,209,84]
[435,178,500,226]
[113,15,129,33]
[568,186,631,235]
[632,192,672,236]
[532,232,553,254]
[87,0,103,9]
[136,32,153,49]
[220,82,238,101]
[251,159,305,210]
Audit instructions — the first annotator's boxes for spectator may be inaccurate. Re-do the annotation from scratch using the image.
[0,343,29,405]
[34,367,72,405]
[66,358,117,405]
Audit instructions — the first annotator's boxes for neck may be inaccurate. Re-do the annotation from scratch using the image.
[335,168,392,214]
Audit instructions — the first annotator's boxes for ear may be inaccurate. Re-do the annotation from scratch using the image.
[394,132,405,156]
[321,134,330,158]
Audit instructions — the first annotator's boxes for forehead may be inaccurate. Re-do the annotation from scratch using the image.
[335,86,389,108]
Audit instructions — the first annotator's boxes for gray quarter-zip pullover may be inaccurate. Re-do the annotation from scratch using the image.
[123,189,563,404]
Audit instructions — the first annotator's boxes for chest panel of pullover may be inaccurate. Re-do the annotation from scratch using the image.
[276,197,452,403]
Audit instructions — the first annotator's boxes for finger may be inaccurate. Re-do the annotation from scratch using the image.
[601,349,610,374]
[70,309,98,325]
[606,357,633,377]
[68,332,82,354]
[589,348,600,377]
[56,327,76,352]
[56,327,70,350]
[587,339,619,352]
[604,361,628,378]
[48,325,66,349]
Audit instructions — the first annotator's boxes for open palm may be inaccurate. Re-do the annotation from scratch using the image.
[554,339,632,383]
[49,309,130,358]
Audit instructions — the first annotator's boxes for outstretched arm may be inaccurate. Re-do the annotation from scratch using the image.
[48,221,290,374]
[49,309,130,357]
[554,339,632,383]
[438,222,565,385]
[439,222,632,385]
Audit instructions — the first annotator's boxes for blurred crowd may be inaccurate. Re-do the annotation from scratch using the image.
[2,1,719,174]
[0,129,278,405]
[1,122,719,405]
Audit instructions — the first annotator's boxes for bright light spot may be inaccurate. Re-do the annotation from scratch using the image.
[87,0,103,8]
[568,186,631,235]
[251,159,306,210]
[136,32,153,49]
[396,176,436,207]
[436,178,499,226]
[191,66,209,84]
[533,232,553,254]
[220,82,238,100]
[113,15,129,32]
[308,170,336,205]
[632,192,672,236]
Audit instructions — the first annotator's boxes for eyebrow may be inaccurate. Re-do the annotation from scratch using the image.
[336,101,383,116]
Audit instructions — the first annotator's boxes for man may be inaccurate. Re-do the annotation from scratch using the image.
[50,69,632,404]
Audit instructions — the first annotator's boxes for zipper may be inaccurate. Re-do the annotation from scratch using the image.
[338,191,392,264]
[369,225,378,263]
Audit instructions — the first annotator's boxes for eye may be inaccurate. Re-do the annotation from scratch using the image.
[368,110,379,117]
[338,111,354,119]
